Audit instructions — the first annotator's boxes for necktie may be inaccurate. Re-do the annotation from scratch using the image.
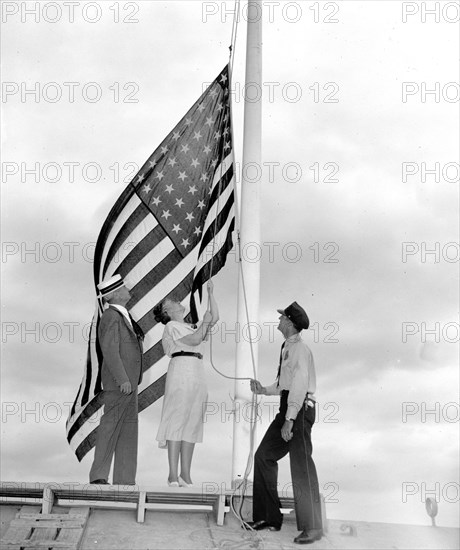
[129,314,144,341]
[276,341,286,387]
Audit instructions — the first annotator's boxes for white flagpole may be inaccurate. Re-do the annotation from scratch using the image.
[232,0,262,485]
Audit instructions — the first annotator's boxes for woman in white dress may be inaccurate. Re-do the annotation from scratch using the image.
[153,281,218,487]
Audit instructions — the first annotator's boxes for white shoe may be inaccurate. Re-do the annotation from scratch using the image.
[178,476,193,488]
[167,480,179,487]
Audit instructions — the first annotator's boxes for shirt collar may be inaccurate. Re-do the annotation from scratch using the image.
[109,304,133,327]
[285,333,301,344]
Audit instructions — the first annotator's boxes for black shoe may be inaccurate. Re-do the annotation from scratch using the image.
[244,520,281,531]
[294,529,323,544]
[90,479,109,484]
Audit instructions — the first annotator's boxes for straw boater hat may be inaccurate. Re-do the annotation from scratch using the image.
[277,301,310,330]
[97,274,125,298]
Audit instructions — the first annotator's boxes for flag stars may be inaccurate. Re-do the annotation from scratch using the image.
[175,198,185,208]
[220,73,228,84]
[151,196,161,206]
[137,174,145,184]
[205,116,215,127]
[200,173,209,183]
[142,183,151,194]
[181,238,190,249]
[191,158,200,168]
[162,210,171,220]
[194,226,203,236]
[149,160,157,169]
[168,157,178,167]
[197,104,205,113]
[180,143,190,154]
[209,88,218,99]
[172,131,180,141]
[203,145,212,155]
[165,184,174,194]
[224,141,231,150]
[188,185,198,195]
[223,127,229,137]
[172,224,182,234]
[197,200,206,209]
[160,146,169,155]
[178,171,188,182]
[193,131,202,141]
[211,159,218,168]
[184,118,192,127]
[214,131,221,140]
[216,103,224,112]
[185,212,195,222]
[155,171,165,181]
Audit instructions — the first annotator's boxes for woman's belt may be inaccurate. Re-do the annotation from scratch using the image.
[171,351,203,360]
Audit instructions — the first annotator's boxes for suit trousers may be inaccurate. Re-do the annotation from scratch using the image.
[253,391,322,531]
[89,389,138,485]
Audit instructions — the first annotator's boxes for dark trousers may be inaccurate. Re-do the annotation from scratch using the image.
[253,391,322,531]
[89,390,138,485]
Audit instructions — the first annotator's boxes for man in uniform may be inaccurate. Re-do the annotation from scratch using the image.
[248,301,323,544]
[89,274,143,486]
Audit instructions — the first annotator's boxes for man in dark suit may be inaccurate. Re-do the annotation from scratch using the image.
[89,274,143,486]
[248,302,322,545]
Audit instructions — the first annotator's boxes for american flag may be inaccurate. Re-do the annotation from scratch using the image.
[66,65,235,460]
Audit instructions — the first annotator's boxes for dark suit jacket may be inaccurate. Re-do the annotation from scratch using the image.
[98,306,143,391]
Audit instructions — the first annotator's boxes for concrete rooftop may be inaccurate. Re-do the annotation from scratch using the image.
[1,503,459,550]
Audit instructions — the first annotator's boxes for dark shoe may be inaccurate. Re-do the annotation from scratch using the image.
[294,529,323,544]
[244,520,281,531]
[90,479,109,485]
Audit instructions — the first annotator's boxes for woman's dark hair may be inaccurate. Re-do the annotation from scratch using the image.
[153,300,171,325]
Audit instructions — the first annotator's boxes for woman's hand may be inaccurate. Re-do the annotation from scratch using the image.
[203,310,213,324]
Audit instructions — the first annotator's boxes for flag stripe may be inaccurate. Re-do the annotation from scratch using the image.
[96,192,141,281]
[200,186,235,255]
[209,163,234,209]
[117,225,169,282]
[138,374,167,412]
[67,392,104,444]
[75,426,98,462]
[195,202,236,277]
[192,223,236,312]
[102,202,151,279]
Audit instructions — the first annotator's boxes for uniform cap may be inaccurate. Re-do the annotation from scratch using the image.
[277,301,309,330]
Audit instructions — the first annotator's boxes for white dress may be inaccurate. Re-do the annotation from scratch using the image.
[155,321,207,448]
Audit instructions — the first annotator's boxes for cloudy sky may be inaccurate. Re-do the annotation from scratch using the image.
[1,0,459,530]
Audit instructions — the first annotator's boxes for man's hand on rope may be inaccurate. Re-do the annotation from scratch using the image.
[250,379,266,395]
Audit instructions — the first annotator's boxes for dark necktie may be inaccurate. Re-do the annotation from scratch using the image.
[129,314,144,341]
[276,341,286,387]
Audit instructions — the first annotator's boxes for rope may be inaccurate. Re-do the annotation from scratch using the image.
[205,0,252,383]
